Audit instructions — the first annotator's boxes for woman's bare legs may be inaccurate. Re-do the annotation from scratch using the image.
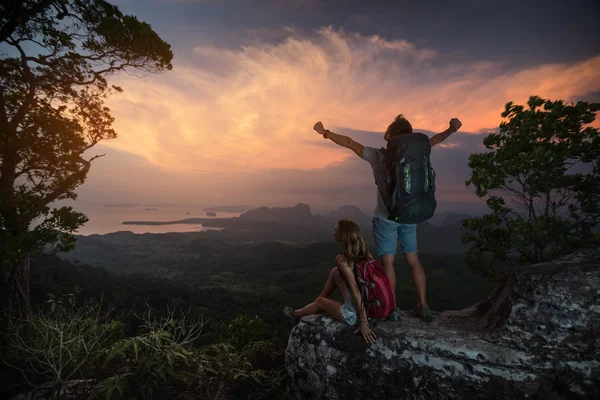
[293,297,345,321]
[293,267,346,322]
[317,267,339,298]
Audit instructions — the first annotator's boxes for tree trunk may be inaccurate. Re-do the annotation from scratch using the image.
[0,257,31,323]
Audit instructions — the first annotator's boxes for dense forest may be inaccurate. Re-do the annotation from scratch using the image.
[40,235,489,331]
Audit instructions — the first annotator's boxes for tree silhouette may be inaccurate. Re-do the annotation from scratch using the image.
[0,0,173,320]
[462,96,600,279]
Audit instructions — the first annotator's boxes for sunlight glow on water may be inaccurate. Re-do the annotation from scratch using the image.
[74,206,240,235]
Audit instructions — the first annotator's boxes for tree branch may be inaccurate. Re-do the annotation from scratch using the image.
[26,171,45,196]
[6,39,38,133]
[42,154,104,204]
[0,0,59,43]
[514,173,537,222]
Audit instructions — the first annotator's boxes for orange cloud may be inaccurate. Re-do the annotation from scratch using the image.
[103,27,600,173]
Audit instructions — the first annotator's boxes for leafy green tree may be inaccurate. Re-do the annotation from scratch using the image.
[462,96,600,280]
[0,0,173,319]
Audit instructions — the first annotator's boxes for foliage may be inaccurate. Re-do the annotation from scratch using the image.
[46,284,83,312]
[462,96,600,279]
[0,299,123,397]
[95,306,256,399]
[218,314,268,349]
[1,295,289,400]
[0,0,173,318]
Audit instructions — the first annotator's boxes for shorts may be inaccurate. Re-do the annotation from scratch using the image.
[333,269,358,326]
[372,217,418,256]
[340,303,358,326]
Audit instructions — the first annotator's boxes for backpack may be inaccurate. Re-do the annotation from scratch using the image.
[354,257,396,319]
[378,133,437,224]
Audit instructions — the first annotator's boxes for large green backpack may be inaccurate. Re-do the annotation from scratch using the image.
[378,133,437,224]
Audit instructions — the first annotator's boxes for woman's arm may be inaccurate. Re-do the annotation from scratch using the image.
[342,264,368,325]
[335,255,377,343]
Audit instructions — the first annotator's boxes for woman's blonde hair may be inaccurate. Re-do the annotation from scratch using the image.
[336,218,369,264]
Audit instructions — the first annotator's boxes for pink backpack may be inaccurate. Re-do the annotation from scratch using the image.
[354,257,396,319]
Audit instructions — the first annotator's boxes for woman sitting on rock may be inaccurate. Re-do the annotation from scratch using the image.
[283,218,396,344]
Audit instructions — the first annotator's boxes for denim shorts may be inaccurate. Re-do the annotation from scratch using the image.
[340,302,358,326]
[372,217,418,256]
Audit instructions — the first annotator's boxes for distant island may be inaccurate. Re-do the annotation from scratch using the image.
[123,218,215,226]
[114,203,476,254]
[105,202,140,208]
[142,208,157,211]
[203,205,253,213]
[123,203,369,228]
[122,204,478,230]
[114,203,474,255]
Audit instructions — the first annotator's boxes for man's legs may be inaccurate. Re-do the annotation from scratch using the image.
[403,252,427,308]
[372,217,399,292]
[381,254,396,293]
[397,224,431,321]
[372,218,430,321]
[372,217,401,321]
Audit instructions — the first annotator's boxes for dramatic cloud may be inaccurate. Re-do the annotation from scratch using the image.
[76,127,489,216]
[69,26,599,217]
[102,26,600,175]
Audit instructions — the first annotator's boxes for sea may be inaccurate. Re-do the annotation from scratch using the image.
[73,206,242,236]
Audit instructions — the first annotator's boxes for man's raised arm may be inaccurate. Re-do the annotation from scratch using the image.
[429,118,462,147]
[313,121,365,158]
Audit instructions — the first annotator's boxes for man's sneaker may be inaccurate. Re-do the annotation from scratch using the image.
[415,306,433,323]
[386,308,401,322]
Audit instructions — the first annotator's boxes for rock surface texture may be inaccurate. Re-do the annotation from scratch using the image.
[285,249,600,400]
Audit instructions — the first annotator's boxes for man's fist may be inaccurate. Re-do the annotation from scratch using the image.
[313,121,327,135]
[449,118,462,132]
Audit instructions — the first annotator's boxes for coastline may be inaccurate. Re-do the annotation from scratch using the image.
[122,217,237,226]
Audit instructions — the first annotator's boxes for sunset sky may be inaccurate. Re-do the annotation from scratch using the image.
[76,0,600,216]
